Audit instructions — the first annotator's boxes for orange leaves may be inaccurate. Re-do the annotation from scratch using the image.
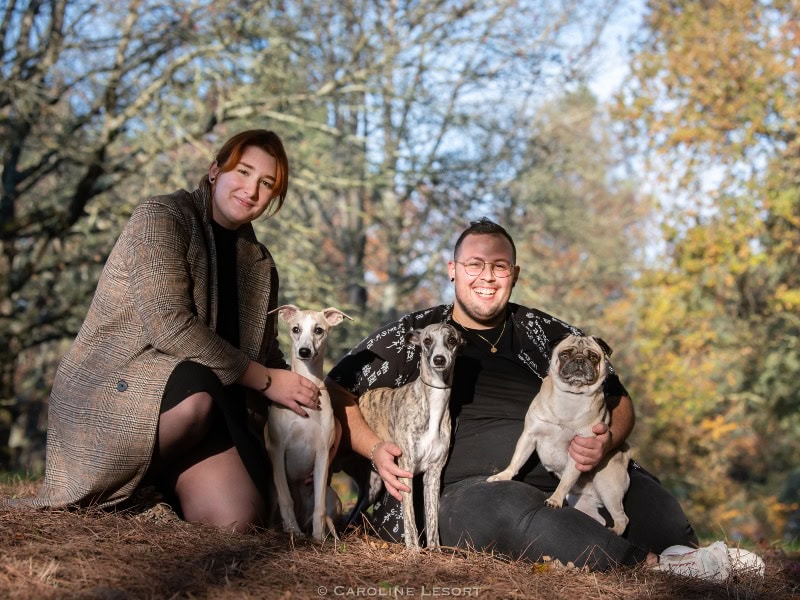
[700,415,739,442]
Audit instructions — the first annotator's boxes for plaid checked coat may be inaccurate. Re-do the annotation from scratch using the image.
[16,180,285,508]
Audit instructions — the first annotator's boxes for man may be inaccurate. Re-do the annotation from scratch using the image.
[326,218,762,577]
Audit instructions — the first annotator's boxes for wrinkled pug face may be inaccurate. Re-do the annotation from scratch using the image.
[552,335,611,388]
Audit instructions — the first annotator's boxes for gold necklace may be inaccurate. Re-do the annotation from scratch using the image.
[451,317,508,354]
[473,319,506,353]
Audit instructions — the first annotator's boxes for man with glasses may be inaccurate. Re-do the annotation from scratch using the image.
[325,218,760,577]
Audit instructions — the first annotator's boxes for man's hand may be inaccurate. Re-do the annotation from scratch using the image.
[371,441,412,501]
[569,422,611,472]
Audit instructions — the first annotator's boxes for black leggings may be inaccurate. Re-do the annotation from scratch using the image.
[370,463,697,571]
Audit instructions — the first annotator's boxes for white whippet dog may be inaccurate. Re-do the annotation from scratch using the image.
[266,304,351,541]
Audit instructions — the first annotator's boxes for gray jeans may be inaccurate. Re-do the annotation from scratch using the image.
[368,462,697,571]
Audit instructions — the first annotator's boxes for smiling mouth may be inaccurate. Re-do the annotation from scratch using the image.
[234,197,255,208]
[473,287,496,298]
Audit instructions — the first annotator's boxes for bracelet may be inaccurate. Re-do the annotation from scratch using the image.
[258,370,272,393]
[369,441,383,473]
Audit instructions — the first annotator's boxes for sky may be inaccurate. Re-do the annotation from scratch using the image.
[588,0,645,102]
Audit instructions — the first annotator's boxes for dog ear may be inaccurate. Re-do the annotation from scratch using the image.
[406,328,423,346]
[548,333,573,354]
[450,326,465,349]
[441,324,465,349]
[322,307,354,327]
[269,304,299,322]
[592,336,613,357]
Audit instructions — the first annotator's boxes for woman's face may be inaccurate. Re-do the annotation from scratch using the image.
[208,145,277,229]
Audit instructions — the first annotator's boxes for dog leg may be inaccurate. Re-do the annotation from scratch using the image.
[570,489,607,527]
[324,485,342,539]
[401,484,421,551]
[546,459,583,509]
[592,469,630,535]
[267,441,305,537]
[310,444,331,541]
[487,432,536,482]
[422,466,443,549]
[398,456,421,551]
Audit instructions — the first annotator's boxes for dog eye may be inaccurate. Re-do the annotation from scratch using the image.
[558,351,570,361]
[423,337,432,346]
[448,336,458,346]
[314,326,324,335]
[291,326,300,334]
[587,351,600,363]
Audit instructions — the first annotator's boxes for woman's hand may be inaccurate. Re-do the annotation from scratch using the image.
[264,368,321,417]
[240,361,319,417]
[370,440,412,501]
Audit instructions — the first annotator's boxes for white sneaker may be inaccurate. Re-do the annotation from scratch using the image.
[656,541,765,582]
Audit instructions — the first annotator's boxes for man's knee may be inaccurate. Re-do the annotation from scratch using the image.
[439,478,548,550]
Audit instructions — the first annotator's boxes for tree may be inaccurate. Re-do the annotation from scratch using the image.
[1,0,621,472]
[1,0,227,467]
[498,87,648,335]
[258,0,620,327]
[617,0,800,539]
[0,0,355,468]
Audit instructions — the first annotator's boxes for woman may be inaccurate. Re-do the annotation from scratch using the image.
[13,130,319,531]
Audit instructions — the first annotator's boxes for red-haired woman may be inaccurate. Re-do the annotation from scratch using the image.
[12,130,319,531]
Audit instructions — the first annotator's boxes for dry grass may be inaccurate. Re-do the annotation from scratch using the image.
[1,480,797,600]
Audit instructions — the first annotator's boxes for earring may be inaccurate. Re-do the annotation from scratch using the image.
[450,277,455,282]
[209,176,215,183]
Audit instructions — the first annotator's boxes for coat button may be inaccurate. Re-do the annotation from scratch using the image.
[116,380,128,392]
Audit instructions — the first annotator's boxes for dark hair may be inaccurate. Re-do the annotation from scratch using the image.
[453,217,517,262]
[214,129,290,215]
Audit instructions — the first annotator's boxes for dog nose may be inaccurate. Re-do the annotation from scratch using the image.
[433,355,446,367]
[299,347,312,358]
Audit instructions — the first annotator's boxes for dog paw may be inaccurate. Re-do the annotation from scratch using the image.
[545,497,564,509]
[487,471,512,482]
[285,527,307,539]
[610,519,628,536]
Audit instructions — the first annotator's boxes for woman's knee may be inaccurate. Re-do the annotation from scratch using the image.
[179,391,215,425]
[155,392,219,466]
[164,392,215,435]
[182,493,264,532]
[174,447,267,532]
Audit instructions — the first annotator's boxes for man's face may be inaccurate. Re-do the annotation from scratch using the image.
[448,233,519,328]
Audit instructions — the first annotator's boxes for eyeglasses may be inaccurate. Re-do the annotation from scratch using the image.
[456,259,515,278]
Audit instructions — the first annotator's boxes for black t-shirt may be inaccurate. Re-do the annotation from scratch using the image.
[445,315,558,488]
[211,220,240,347]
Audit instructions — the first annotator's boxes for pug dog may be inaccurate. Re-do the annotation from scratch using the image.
[487,334,632,535]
